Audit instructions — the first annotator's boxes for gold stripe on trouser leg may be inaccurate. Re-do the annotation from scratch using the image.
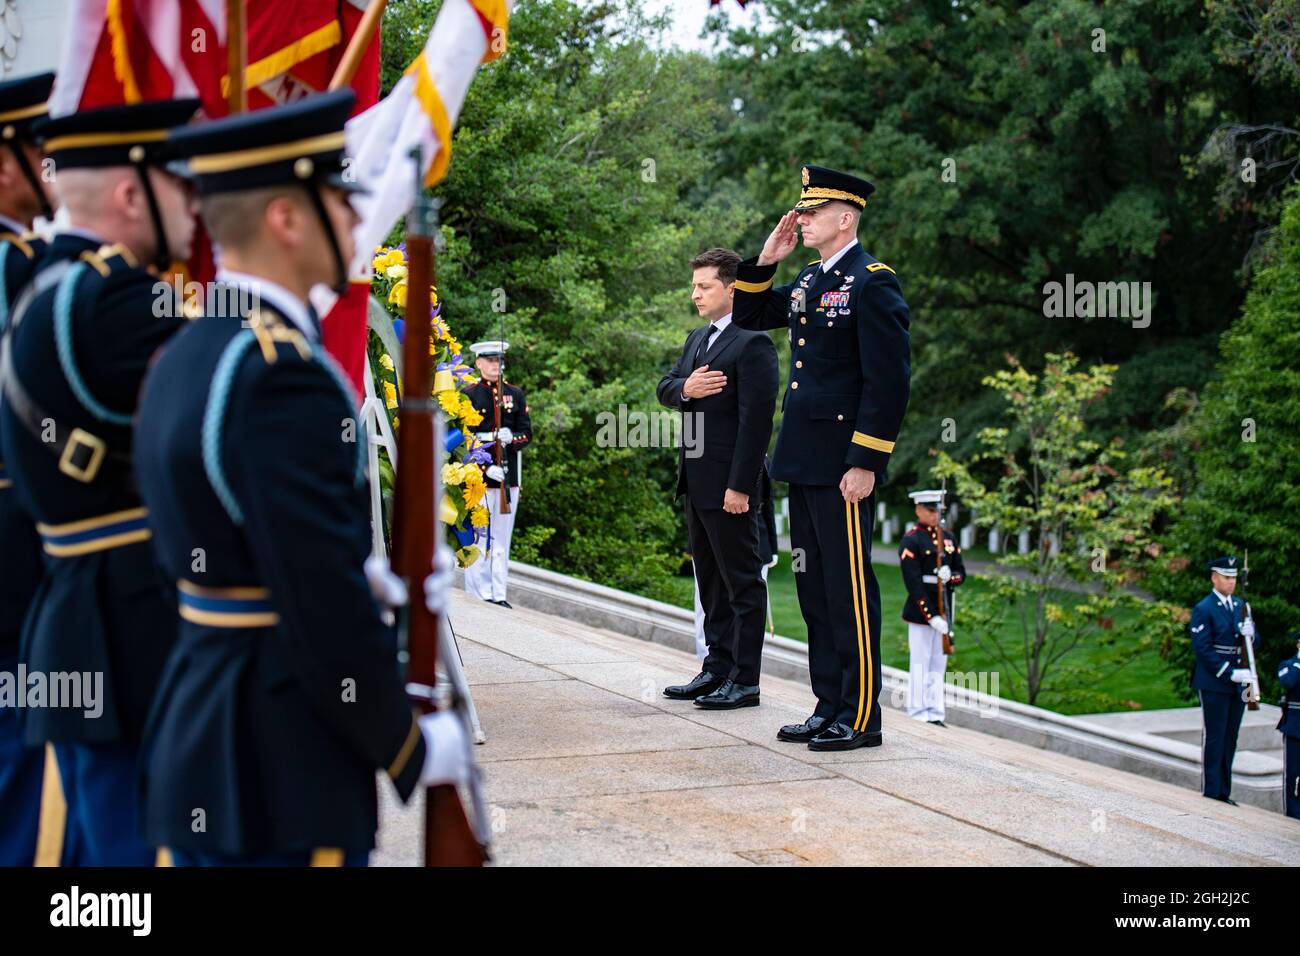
[33,744,67,866]
[851,501,872,731]
[310,847,344,867]
[845,500,867,732]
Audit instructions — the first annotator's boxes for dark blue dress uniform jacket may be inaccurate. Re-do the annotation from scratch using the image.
[134,297,425,856]
[898,524,966,626]
[1189,593,1256,694]
[462,379,532,488]
[1278,655,1300,738]
[0,242,180,745]
[731,243,911,485]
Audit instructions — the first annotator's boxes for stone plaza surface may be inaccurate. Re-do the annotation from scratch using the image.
[372,591,1300,867]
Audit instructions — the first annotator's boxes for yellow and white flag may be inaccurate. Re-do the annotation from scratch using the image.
[346,0,510,270]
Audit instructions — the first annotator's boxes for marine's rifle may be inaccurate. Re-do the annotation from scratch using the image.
[936,480,953,656]
[390,146,487,866]
[1239,549,1261,712]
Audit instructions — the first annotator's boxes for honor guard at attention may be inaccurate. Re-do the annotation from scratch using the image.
[1189,556,1259,805]
[133,90,469,867]
[898,489,966,726]
[0,97,201,866]
[1277,631,1300,819]
[0,70,58,867]
[732,165,911,751]
[462,339,532,608]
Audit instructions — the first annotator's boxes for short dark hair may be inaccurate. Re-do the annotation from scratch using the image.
[690,247,741,285]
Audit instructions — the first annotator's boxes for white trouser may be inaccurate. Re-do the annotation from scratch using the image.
[694,561,770,661]
[907,621,948,721]
[465,486,520,602]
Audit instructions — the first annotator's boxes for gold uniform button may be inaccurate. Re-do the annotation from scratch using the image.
[798,338,805,346]
[791,381,799,389]
[795,360,803,369]
[827,320,834,327]
[800,317,807,325]
[837,414,845,421]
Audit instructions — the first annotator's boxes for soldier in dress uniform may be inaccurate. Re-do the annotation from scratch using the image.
[1189,556,1259,805]
[133,90,468,866]
[0,70,58,867]
[462,340,532,608]
[732,165,911,751]
[0,97,202,866]
[1277,631,1300,819]
[898,489,966,726]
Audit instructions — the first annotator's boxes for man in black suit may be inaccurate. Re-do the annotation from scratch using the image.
[657,248,779,709]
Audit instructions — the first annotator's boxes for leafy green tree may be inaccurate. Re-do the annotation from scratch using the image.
[934,353,1181,708]
[710,0,1293,498]
[1152,189,1300,702]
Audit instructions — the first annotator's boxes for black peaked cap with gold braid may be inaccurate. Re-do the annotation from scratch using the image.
[794,164,875,211]
[164,89,366,196]
[34,98,200,169]
[0,71,55,143]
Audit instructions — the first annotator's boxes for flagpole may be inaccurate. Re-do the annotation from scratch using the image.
[227,0,247,114]
[329,0,390,91]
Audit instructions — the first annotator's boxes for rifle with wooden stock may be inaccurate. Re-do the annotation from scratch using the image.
[390,146,488,866]
[936,482,953,656]
[1239,549,1261,712]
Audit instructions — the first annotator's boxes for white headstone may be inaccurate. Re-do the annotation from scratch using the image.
[877,501,887,522]
[881,520,893,544]
[988,529,1001,553]
[960,525,975,550]
[1018,529,1030,555]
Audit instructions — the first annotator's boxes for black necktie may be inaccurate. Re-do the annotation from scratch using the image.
[694,324,717,368]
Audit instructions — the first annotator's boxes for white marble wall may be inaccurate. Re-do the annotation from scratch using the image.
[4,0,71,79]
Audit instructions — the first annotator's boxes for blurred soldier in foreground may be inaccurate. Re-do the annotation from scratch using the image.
[0,98,200,865]
[1277,631,1300,819]
[134,90,468,866]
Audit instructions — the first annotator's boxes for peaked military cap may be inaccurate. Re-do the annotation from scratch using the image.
[1208,556,1239,577]
[0,71,54,143]
[470,340,509,358]
[34,98,200,169]
[166,89,365,195]
[795,164,875,211]
[908,489,945,508]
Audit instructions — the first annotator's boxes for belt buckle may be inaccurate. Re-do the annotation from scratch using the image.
[58,427,107,483]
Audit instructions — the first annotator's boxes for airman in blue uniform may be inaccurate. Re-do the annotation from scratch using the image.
[732,165,911,750]
[0,97,201,865]
[1189,556,1259,806]
[0,70,58,867]
[1277,631,1300,819]
[134,90,468,867]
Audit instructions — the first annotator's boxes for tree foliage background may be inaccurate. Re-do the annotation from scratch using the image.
[378,0,1299,695]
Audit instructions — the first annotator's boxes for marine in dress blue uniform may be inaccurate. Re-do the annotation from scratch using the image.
[1277,632,1300,820]
[0,98,200,866]
[134,91,465,867]
[1189,556,1259,805]
[0,70,60,867]
[732,165,911,750]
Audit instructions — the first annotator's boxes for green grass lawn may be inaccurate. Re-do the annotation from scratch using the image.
[659,551,1186,716]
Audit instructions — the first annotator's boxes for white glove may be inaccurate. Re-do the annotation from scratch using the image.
[485,464,506,483]
[1230,668,1252,685]
[424,544,454,616]
[496,426,513,444]
[418,711,471,787]
[1239,618,1256,640]
[363,555,408,610]
[929,616,949,636]
[937,565,952,583]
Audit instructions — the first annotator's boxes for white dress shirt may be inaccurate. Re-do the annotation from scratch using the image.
[821,239,860,272]
[705,311,732,351]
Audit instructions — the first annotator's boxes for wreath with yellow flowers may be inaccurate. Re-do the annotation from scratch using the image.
[368,245,491,567]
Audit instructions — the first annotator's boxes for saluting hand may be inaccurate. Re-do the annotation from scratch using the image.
[758,210,800,266]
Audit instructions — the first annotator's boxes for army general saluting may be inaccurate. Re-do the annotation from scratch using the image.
[732,166,911,751]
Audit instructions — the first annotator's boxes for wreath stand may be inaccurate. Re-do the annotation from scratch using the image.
[361,358,487,744]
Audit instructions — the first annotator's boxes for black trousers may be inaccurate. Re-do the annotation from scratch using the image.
[686,498,767,686]
[1285,735,1299,820]
[1199,689,1246,799]
[788,484,881,733]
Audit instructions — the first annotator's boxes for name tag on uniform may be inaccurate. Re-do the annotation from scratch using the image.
[820,291,850,309]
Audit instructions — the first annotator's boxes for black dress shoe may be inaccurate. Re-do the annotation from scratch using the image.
[777,715,831,743]
[694,679,759,709]
[494,600,513,608]
[927,719,947,727]
[807,721,883,752]
[663,670,725,700]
